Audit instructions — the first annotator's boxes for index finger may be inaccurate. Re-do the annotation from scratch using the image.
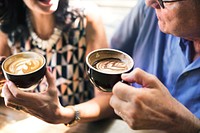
[122,68,161,88]
[7,81,41,101]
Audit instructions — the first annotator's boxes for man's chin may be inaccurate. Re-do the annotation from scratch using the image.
[158,22,170,34]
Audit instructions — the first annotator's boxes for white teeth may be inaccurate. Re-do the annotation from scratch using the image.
[39,0,50,4]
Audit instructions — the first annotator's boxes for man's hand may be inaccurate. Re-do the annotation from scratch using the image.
[110,68,200,133]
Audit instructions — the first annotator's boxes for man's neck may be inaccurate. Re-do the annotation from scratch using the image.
[192,41,200,61]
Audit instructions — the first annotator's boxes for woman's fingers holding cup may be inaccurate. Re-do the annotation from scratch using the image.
[2,80,41,109]
[45,67,55,88]
[2,52,46,91]
[45,67,58,96]
[2,81,24,108]
[4,81,33,99]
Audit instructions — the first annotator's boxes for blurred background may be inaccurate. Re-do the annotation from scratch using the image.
[70,0,138,42]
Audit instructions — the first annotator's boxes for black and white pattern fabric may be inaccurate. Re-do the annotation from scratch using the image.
[7,6,94,106]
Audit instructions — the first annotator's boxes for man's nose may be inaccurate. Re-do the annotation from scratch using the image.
[145,0,161,9]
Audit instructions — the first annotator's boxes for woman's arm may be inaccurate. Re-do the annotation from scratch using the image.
[76,5,115,123]
[2,68,117,125]
[2,2,113,126]
[84,3,109,55]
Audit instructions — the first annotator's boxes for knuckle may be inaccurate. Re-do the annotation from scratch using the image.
[147,74,158,83]
[49,89,58,96]
[132,95,143,108]
[133,68,142,75]
[128,110,137,120]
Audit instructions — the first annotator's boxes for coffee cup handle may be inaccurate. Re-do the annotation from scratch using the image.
[121,80,131,86]
[0,56,6,65]
[87,68,110,92]
[0,60,3,65]
[87,69,97,87]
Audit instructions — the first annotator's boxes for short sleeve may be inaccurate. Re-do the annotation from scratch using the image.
[110,0,147,56]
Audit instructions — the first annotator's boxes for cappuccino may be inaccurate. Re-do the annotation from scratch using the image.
[93,58,129,74]
[1,52,46,91]
[86,48,134,92]
[3,53,44,75]
[5,57,43,75]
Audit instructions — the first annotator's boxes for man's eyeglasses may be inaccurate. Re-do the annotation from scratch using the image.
[158,0,185,8]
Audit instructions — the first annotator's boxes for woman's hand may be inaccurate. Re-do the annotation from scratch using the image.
[2,67,74,124]
[109,68,200,133]
[0,56,6,91]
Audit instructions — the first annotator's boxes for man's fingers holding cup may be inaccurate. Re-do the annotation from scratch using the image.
[122,68,161,89]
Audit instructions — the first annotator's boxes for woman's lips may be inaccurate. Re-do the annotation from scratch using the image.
[38,0,51,5]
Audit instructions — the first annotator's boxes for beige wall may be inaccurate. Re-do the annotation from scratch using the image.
[70,0,138,43]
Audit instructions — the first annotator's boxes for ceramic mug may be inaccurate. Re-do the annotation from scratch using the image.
[1,52,46,92]
[86,48,134,92]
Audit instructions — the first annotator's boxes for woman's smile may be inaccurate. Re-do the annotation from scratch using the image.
[38,0,52,6]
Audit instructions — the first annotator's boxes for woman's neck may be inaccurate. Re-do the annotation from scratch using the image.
[29,11,55,40]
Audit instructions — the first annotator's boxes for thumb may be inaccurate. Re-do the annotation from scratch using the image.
[45,67,56,90]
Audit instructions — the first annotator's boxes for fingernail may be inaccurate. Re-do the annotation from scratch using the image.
[47,67,52,72]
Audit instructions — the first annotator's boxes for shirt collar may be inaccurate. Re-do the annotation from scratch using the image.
[179,38,193,64]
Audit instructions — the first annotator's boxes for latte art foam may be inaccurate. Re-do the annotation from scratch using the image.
[7,58,42,74]
[93,58,129,74]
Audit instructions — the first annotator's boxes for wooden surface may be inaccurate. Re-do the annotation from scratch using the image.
[0,97,164,133]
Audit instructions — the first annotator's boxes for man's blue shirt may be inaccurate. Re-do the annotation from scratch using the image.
[110,1,200,118]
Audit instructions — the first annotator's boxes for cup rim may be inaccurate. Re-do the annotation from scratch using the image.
[2,52,46,76]
[86,48,134,75]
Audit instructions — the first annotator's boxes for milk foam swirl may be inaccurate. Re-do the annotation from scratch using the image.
[94,58,128,74]
[7,58,42,74]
